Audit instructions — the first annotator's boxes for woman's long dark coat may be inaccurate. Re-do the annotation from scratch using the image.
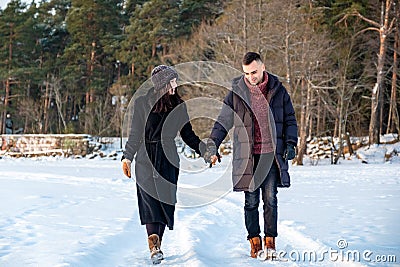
[123,91,201,230]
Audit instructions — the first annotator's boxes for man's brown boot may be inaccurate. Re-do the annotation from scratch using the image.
[148,234,163,264]
[264,236,275,250]
[264,237,276,258]
[248,236,263,258]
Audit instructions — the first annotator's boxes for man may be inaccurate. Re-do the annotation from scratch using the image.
[5,114,13,134]
[208,52,298,258]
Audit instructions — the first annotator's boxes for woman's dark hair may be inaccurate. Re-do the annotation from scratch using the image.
[149,65,182,112]
[242,52,263,65]
[152,84,183,113]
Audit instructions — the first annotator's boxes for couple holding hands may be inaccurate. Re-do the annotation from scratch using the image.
[121,52,298,264]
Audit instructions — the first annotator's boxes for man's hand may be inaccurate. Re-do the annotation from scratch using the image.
[283,144,296,160]
[122,158,132,178]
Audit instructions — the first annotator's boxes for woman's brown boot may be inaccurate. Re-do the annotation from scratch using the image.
[148,234,163,264]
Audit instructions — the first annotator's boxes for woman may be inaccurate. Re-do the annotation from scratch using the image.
[121,65,206,264]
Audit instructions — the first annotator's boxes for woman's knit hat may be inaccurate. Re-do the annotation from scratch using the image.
[151,65,178,90]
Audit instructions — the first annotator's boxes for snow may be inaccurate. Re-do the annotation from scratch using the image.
[1,144,399,266]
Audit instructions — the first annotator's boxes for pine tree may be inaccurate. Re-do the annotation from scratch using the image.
[118,0,180,91]
[177,0,223,37]
[64,0,124,134]
[31,0,71,133]
[0,0,38,133]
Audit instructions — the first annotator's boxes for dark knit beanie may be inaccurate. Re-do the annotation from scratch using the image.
[151,65,179,90]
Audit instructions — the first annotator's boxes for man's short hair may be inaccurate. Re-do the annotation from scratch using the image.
[242,52,263,65]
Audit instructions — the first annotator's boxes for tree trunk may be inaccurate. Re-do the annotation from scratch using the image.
[344,132,353,155]
[387,8,399,135]
[2,23,13,134]
[152,42,156,57]
[334,89,344,164]
[52,76,67,132]
[368,0,393,145]
[296,78,308,165]
[85,42,96,133]
[2,79,10,134]
[43,75,50,134]
[285,9,294,95]
[334,105,339,137]
[257,0,262,53]
[242,0,247,53]
[316,95,321,135]
[307,82,313,139]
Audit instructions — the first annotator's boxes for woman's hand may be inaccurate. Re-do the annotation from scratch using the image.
[209,155,221,167]
[122,158,132,178]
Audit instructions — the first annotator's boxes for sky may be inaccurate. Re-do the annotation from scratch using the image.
[0,0,30,10]
[0,139,399,266]
[0,0,9,9]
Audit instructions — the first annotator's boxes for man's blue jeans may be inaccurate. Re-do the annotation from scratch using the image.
[244,153,278,239]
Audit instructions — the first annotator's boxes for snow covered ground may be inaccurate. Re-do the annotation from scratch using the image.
[0,148,399,266]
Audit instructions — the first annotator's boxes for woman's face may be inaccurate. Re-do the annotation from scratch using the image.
[168,78,177,95]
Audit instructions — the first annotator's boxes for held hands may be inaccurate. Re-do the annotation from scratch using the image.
[122,158,132,178]
[201,139,221,168]
[283,144,296,160]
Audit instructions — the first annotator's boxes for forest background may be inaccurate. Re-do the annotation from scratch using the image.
[0,0,399,165]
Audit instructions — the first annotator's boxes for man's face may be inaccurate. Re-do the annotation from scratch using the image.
[243,60,265,86]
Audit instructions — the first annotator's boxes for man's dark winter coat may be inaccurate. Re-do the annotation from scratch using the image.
[210,72,298,191]
[123,90,202,229]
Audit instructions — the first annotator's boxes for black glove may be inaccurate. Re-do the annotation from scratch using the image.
[200,139,221,167]
[283,144,296,160]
